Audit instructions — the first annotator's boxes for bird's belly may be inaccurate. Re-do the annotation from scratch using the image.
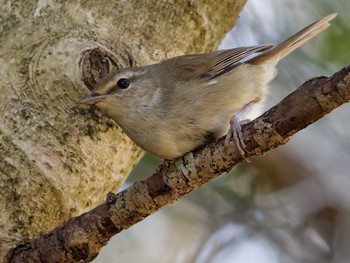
[137,128,207,160]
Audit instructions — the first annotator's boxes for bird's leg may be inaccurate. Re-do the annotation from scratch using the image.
[225,101,255,161]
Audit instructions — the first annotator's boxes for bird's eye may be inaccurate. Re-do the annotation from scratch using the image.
[117,78,130,89]
[105,77,131,94]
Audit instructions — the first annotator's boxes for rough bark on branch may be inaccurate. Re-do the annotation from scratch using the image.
[7,65,350,262]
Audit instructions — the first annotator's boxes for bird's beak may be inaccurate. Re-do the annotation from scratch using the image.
[79,93,107,105]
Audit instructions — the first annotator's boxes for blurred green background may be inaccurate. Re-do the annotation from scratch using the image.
[95,0,350,262]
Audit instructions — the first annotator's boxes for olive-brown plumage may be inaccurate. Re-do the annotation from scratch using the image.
[80,14,336,160]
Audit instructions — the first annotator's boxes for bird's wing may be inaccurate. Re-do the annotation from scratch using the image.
[198,45,274,80]
[169,45,274,82]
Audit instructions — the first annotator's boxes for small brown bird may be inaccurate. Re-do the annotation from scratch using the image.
[80,14,336,160]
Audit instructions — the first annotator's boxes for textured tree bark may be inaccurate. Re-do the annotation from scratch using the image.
[7,65,350,263]
[0,0,246,260]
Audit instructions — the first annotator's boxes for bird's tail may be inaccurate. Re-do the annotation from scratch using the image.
[248,13,337,65]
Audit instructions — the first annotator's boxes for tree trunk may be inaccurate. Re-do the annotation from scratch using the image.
[0,0,246,259]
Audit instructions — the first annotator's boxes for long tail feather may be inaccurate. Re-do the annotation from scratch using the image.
[248,13,337,65]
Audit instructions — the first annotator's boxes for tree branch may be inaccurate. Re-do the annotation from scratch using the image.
[7,65,350,262]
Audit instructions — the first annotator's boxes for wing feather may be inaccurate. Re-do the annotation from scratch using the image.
[160,45,274,83]
[201,45,274,80]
